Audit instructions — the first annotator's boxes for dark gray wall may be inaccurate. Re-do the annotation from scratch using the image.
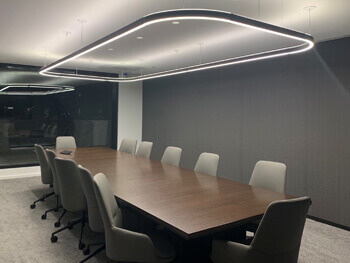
[143,37,350,227]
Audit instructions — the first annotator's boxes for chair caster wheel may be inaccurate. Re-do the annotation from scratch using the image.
[54,222,61,227]
[78,242,85,250]
[41,214,47,220]
[51,236,58,243]
[53,208,58,212]
[68,225,73,229]
[83,248,90,255]
[30,204,36,209]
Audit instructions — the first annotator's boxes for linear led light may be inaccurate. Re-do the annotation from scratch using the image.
[0,84,74,96]
[40,9,314,82]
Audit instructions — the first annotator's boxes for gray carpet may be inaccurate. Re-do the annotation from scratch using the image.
[0,177,349,263]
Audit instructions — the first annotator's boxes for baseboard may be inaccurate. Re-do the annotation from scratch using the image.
[0,163,38,169]
[0,166,40,180]
[308,215,350,231]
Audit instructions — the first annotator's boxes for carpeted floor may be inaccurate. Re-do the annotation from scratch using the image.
[0,176,349,263]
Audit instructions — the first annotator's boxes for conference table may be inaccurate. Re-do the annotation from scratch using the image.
[54,147,292,241]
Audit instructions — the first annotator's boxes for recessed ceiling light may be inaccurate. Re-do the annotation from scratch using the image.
[172,21,180,25]
[108,48,114,51]
[137,36,143,40]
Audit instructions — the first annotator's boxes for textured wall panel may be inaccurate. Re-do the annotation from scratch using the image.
[143,37,350,227]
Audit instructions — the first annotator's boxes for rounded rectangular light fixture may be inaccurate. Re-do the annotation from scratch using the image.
[0,84,74,96]
[39,9,314,82]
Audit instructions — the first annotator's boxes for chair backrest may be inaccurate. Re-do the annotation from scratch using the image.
[49,125,57,138]
[194,152,220,176]
[54,157,86,212]
[56,136,77,149]
[34,144,53,185]
[161,146,182,166]
[93,173,164,262]
[135,141,153,158]
[77,166,104,233]
[119,139,137,155]
[249,160,286,193]
[93,173,123,230]
[45,149,60,195]
[251,197,311,258]
[44,125,51,137]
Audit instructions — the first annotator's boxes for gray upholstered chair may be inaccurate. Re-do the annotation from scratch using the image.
[119,138,138,155]
[93,173,176,262]
[51,158,87,250]
[77,165,105,262]
[30,144,54,209]
[49,125,57,139]
[212,196,311,263]
[46,149,67,227]
[249,160,286,193]
[56,136,77,149]
[194,152,220,176]
[247,161,287,234]
[161,146,182,166]
[40,149,62,221]
[136,141,153,159]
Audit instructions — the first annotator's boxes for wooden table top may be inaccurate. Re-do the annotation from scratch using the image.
[55,147,293,240]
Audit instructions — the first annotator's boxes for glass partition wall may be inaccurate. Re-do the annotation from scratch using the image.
[0,64,117,168]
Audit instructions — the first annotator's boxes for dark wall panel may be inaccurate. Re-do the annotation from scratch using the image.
[143,37,350,227]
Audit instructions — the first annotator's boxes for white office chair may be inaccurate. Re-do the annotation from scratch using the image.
[161,146,182,166]
[136,141,153,158]
[119,138,137,155]
[194,152,220,176]
[51,158,87,250]
[212,197,311,263]
[93,173,176,262]
[77,166,105,262]
[41,149,62,220]
[249,160,286,193]
[49,125,57,139]
[247,160,287,234]
[30,144,54,209]
[56,136,77,149]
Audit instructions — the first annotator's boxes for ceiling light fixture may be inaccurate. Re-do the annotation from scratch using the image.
[172,21,180,25]
[40,9,314,82]
[136,36,143,40]
[0,84,74,96]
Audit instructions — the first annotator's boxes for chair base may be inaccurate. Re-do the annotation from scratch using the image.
[80,244,105,263]
[42,195,62,220]
[30,191,55,209]
[51,211,87,250]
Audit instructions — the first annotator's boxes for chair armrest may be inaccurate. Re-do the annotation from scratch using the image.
[111,227,157,262]
[212,239,250,263]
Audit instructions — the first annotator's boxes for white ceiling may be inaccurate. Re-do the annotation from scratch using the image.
[0,0,349,80]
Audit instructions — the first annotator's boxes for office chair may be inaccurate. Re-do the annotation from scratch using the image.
[56,136,77,149]
[119,138,137,155]
[161,146,182,166]
[30,144,54,209]
[93,173,176,262]
[246,160,287,234]
[51,158,87,250]
[77,166,105,263]
[212,197,311,263]
[194,152,220,176]
[249,160,286,193]
[136,141,153,158]
[44,149,64,224]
